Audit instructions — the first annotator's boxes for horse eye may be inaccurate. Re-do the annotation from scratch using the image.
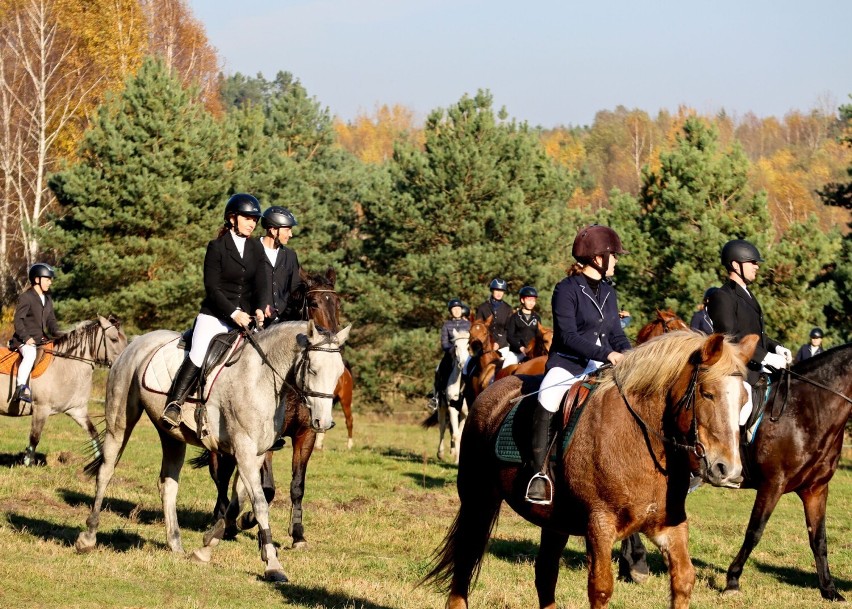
[700,391,714,400]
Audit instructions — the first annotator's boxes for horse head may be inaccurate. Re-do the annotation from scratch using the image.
[636,309,689,344]
[295,320,350,432]
[97,314,128,367]
[535,324,553,357]
[468,316,493,352]
[446,329,470,403]
[290,267,341,332]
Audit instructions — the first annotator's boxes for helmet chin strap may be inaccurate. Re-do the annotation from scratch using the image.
[732,261,752,285]
[587,253,610,280]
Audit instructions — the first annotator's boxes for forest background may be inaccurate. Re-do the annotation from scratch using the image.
[1,0,851,410]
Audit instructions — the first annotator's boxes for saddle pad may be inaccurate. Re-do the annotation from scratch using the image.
[141,335,244,403]
[0,344,54,379]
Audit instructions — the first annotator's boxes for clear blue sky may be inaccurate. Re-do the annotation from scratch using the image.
[187,0,851,128]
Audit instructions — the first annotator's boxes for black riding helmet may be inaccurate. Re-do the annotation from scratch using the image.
[721,239,763,270]
[28,263,55,284]
[261,206,298,229]
[224,193,262,223]
[447,298,464,311]
[519,286,538,298]
[810,327,824,339]
[489,278,508,291]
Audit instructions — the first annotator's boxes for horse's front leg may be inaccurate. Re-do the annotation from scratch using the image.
[799,483,845,601]
[233,443,287,582]
[535,528,569,609]
[156,429,187,554]
[437,401,447,460]
[648,523,694,609]
[24,405,50,466]
[586,515,617,609]
[448,405,461,464]
[289,428,316,548]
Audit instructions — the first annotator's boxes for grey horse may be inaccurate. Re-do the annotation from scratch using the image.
[0,315,127,465]
[75,320,349,582]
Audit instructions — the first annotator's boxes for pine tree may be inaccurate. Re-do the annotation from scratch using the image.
[48,57,229,331]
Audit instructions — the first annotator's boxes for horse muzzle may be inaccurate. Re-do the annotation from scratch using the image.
[700,457,743,488]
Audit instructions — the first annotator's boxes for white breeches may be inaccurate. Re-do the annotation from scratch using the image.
[499,346,520,367]
[538,360,602,413]
[17,344,37,385]
[189,313,232,367]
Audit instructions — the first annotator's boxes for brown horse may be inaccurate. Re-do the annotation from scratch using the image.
[202,267,352,547]
[494,325,553,381]
[636,309,690,344]
[423,331,758,609]
[465,316,501,400]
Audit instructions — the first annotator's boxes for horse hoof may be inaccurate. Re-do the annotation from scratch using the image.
[74,532,96,553]
[347,439,353,450]
[721,587,741,597]
[264,568,289,583]
[630,569,649,584]
[292,540,308,550]
[822,589,846,602]
[190,547,213,563]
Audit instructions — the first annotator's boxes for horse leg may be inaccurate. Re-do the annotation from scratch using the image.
[618,533,650,583]
[341,389,354,450]
[234,444,287,582]
[23,406,50,466]
[799,483,845,601]
[234,451,276,532]
[448,406,461,464]
[437,401,447,460]
[156,428,187,554]
[649,523,695,609]
[535,528,569,609]
[208,451,237,524]
[723,483,784,596]
[65,405,102,461]
[289,429,316,548]
[586,516,617,609]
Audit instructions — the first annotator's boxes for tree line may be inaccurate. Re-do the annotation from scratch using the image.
[1,2,850,409]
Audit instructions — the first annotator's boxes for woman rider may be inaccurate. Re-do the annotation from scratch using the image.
[259,206,301,323]
[527,224,630,505]
[428,299,471,411]
[161,194,269,429]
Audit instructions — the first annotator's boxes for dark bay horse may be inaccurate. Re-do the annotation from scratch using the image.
[720,343,852,601]
[423,332,758,609]
[202,267,352,547]
[76,321,349,582]
[0,316,127,465]
[636,309,690,343]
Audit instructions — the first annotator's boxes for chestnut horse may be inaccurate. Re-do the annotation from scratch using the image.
[423,332,758,609]
[464,316,501,401]
[201,267,353,547]
[494,325,553,381]
[636,309,690,343]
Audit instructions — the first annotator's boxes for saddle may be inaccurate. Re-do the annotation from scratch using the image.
[739,371,780,482]
[494,373,601,464]
[0,344,54,379]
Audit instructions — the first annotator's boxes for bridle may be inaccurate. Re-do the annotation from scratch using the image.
[295,331,342,401]
[300,288,339,330]
[43,321,121,369]
[614,356,718,476]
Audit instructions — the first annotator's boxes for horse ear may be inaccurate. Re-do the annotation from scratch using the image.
[325,266,336,286]
[700,333,727,367]
[336,324,352,345]
[737,334,760,364]
[306,319,316,336]
[299,267,310,283]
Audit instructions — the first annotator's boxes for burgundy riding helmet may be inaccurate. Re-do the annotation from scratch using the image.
[571,224,629,261]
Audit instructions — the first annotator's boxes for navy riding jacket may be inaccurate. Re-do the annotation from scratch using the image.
[474,298,513,349]
[507,311,541,353]
[440,318,471,352]
[545,274,631,375]
[689,310,713,334]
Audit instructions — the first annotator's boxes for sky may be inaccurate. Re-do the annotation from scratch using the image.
[187,0,852,128]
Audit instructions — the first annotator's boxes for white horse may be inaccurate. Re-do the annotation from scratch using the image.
[437,328,469,464]
[0,315,127,465]
[75,320,349,582]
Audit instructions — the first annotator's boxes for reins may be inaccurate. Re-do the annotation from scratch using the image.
[766,366,852,422]
[42,322,120,369]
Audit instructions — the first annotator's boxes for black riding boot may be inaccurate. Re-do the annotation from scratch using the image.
[526,405,555,504]
[161,360,200,429]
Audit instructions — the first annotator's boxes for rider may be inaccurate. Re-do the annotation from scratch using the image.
[706,239,791,438]
[527,225,631,505]
[259,205,302,324]
[689,287,718,334]
[794,327,824,364]
[161,194,269,429]
[474,278,513,363]
[506,286,541,364]
[9,263,62,405]
[428,299,471,411]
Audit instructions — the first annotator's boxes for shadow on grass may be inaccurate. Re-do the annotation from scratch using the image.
[58,488,216,532]
[751,559,850,595]
[487,537,588,570]
[401,472,455,489]
[377,447,460,471]
[0,451,46,467]
[5,512,161,552]
[273,582,399,609]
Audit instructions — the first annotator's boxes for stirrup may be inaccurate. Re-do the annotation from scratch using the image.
[161,402,182,429]
[16,385,32,404]
[525,472,553,505]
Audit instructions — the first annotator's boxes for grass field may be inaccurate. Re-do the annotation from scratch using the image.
[0,384,849,609]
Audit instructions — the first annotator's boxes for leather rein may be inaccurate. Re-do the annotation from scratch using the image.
[42,322,120,369]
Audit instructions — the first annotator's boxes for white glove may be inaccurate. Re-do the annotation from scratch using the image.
[761,351,787,370]
[775,345,793,365]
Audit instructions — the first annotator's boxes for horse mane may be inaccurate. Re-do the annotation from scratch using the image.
[598,331,745,399]
[51,319,102,356]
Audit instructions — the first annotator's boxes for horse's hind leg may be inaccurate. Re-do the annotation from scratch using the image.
[23,406,50,466]
[156,428,187,554]
[723,483,783,596]
[65,404,102,460]
[618,533,650,583]
[800,483,845,601]
[289,430,316,548]
[535,528,569,609]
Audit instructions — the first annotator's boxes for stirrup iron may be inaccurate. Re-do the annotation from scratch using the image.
[162,402,182,429]
[525,472,553,505]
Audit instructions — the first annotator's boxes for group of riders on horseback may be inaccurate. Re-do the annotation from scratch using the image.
[431,223,798,506]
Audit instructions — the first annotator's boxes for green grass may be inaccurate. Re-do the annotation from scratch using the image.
[0,396,849,609]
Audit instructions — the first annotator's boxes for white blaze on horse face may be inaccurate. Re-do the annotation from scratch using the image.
[446,330,470,403]
[721,375,744,475]
[303,324,350,432]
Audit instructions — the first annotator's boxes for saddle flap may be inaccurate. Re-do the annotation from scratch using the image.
[0,344,54,379]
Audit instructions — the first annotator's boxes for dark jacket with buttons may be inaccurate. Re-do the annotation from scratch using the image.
[507,310,541,353]
[441,317,471,352]
[10,288,61,349]
[545,274,631,375]
[260,242,301,321]
[689,310,713,334]
[474,298,513,349]
[706,279,779,385]
[199,233,269,324]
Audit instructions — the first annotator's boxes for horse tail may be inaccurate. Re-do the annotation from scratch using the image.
[82,426,107,478]
[421,410,438,428]
[188,448,212,469]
